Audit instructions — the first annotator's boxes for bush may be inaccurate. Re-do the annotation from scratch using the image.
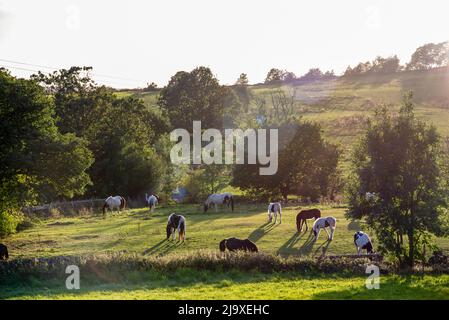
[0,210,23,238]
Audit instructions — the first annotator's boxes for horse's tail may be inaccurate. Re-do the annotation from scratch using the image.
[219,239,227,252]
[230,196,234,212]
[179,218,186,241]
[120,197,126,210]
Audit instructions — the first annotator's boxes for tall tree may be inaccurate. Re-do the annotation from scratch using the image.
[34,67,170,197]
[406,42,449,70]
[346,93,448,266]
[0,69,93,236]
[158,67,237,131]
[232,120,339,202]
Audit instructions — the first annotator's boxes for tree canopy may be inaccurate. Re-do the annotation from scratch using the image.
[346,93,448,266]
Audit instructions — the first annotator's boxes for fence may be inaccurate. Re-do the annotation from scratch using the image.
[23,199,105,217]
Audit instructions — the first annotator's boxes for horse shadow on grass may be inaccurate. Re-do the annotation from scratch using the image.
[142,239,183,256]
[248,222,278,243]
[297,231,318,256]
[313,239,332,258]
[277,231,308,255]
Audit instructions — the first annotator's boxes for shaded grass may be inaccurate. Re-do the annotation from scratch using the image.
[2,270,448,300]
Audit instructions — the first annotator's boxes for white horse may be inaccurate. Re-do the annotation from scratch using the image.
[145,194,159,212]
[354,231,374,255]
[312,216,337,241]
[102,195,126,214]
[204,193,234,212]
[166,213,186,242]
[267,202,282,223]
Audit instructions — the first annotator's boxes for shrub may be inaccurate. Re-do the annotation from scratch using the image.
[0,209,23,238]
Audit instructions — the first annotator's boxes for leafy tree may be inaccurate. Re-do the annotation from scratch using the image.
[32,67,109,138]
[346,93,448,266]
[232,120,339,202]
[299,68,324,81]
[158,67,237,131]
[182,165,231,203]
[264,68,285,84]
[0,69,93,236]
[144,82,159,92]
[371,55,401,73]
[35,67,170,198]
[87,96,169,196]
[283,71,297,83]
[407,42,449,70]
[235,73,249,86]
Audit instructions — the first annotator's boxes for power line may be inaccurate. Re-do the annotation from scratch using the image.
[0,58,148,85]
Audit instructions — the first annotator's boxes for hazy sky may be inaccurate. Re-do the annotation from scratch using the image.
[0,0,448,88]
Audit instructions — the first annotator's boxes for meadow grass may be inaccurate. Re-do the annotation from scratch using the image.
[4,204,449,260]
[2,271,448,300]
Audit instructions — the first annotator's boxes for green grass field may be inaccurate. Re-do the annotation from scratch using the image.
[5,204,449,259]
[2,272,448,300]
[2,204,449,299]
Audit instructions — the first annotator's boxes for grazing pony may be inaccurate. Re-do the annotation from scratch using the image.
[102,195,126,214]
[219,238,258,253]
[312,216,337,241]
[145,194,160,212]
[354,231,374,255]
[166,213,186,242]
[0,243,8,260]
[296,208,321,232]
[267,202,282,224]
[204,193,234,212]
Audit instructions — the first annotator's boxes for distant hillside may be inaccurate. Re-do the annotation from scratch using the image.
[249,68,449,170]
[118,68,449,167]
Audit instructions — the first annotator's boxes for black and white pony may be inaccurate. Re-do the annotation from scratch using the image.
[219,238,258,253]
[267,202,282,224]
[204,193,234,212]
[312,216,337,241]
[354,231,374,255]
[102,196,126,214]
[145,194,160,212]
[0,243,8,260]
[166,213,186,242]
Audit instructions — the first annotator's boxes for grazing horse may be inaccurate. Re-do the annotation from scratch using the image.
[0,243,8,260]
[145,194,160,212]
[354,231,374,255]
[296,208,321,232]
[312,216,337,241]
[219,238,258,253]
[166,213,186,242]
[102,195,126,214]
[267,202,282,224]
[204,193,234,212]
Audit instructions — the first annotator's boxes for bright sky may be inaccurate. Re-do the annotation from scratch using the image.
[0,0,448,88]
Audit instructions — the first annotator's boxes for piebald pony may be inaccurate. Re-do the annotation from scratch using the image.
[267,202,282,223]
[312,216,337,241]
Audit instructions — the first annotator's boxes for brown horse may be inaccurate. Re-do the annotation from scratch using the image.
[296,209,321,232]
[219,238,258,253]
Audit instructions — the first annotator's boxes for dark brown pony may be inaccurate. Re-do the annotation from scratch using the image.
[0,243,8,260]
[219,238,258,253]
[296,209,321,232]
